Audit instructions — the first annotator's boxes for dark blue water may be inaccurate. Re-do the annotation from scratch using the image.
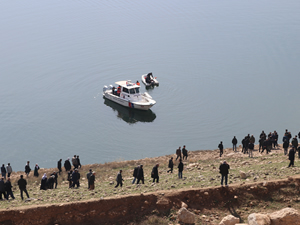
[1,0,300,171]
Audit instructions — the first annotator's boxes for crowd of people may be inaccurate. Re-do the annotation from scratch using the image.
[1,128,300,201]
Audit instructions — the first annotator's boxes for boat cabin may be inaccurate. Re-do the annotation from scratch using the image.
[114,80,140,96]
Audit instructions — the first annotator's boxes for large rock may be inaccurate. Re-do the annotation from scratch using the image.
[177,207,195,224]
[240,171,248,179]
[248,213,271,225]
[268,208,300,225]
[219,215,240,225]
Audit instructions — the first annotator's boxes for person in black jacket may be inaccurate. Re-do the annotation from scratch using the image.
[283,140,289,155]
[57,159,62,175]
[151,164,159,183]
[136,165,144,184]
[17,175,29,200]
[89,172,95,190]
[25,161,31,177]
[115,170,124,188]
[219,161,230,186]
[178,159,184,179]
[40,173,47,190]
[5,177,15,200]
[218,141,224,157]
[0,177,5,200]
[64,158,71,172]
[182,145,188,160]
[132,165,139,184]
[50,171,58,189]
[232,136,238,152]
[288,147,295,168]
[167,157,174,173]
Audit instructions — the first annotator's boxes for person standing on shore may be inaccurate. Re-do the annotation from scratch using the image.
[178,159,183,179]
[232,136,238,152]
[248,142,254,158]
[132,165,139,184]
[5,177,15,200]
[89,172,95,190]
[18,175,30,200]
[219,161,230,187]
[57,159,62,175]
[136,165,144,184]
[50,171,58,189]
[218,141,224,157]
[64,158,71,172]
[115,170,124,188]
[77,156,81,169]
[40,173,47,190]
[86,169,93,189]
[72,155,78,169]
[151,164,159,183]
[283,140,289,155]
[25,161,31,177]
[292,136,298,154]
[176,147,182,161]
[72,169,80,188]
[0,177,5,200]
[1,164,6,180]
[34,164,40,177]
[6,163,12,178]
[67,169,73,188]
[288,147,295,168]
[167,157,174,173]
[182,145,188,160]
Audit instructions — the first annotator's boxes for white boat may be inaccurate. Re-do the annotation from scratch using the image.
[141,73,159,87]
[103,80,156,111]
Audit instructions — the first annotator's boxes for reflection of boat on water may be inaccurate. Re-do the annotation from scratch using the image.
[104,98,156,124]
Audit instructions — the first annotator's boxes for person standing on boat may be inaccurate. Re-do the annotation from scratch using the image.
[136,80,140,86]
[136,165,144,184]
[25,161,31,177]
[178,159,184,179]
[167,157,173,173]
[117,86,121,96]
[182,145,188,160]
[218,141,224,157]
[151,164,159,183]
[57,159,62,175]
[175,147,182,161]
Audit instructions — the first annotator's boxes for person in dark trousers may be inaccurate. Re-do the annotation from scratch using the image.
[151,164,159,183]
[167,157,174,173]
[292,136,298,154]
[89,172,95,190]
[67,169,73,188]
[182,145,188,160]
[47,175,55,189]
[219,161,230,186]
[6,163,12,178]
[132,165,139,184]
[283,140,289,155]
[72,155,78,169]
[77,156,81,169]
[1,164,6,180]
[288,147,295,168]
[5,177,15,200]
[176,147,182,161]
[218,141,224,157]
[34,164,40,177]
[232,136,238,152]
[248,142,254,158]
[40,173,47,190]
[86,169,93,189]
[0,177,6,200]
[17,175,30,200]
[50,171,58,188]
[64,158,71,172]
[72,169,80,188]
[57,159,62,175]
[25,161,31,177]
[178,159,184,179]
[115,170,124,188]
[136,165,144,184]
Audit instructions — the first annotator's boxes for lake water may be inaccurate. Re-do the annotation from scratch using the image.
[1,0,300,171]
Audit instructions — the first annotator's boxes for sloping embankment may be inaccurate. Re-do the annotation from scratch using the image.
[1,176,300,225]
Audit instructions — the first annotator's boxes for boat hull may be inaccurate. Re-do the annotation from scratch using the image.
[141,74,159,87]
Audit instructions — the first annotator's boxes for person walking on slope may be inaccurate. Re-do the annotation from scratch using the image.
[132,165,139,184]
[178,159,184,179]
[18,175,30,200]
[232,136,238,152]
[0,177,6,200]
[182,145,188,160]
[57,159,62,175]
[167,157,174,173]
[115,170,124,188]
[136,165,144,184]
[151,164,159,183]
[176,147,182,161]
[5,177,15,200]
[288,147,295,168]
[219,161,230,186]
[218,141,224,157]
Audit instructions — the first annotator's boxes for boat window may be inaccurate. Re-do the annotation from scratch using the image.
[129,89,135,94]
[122,87,129,93]
[135,87,140,93]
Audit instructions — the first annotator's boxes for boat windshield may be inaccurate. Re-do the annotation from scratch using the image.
[135,87,140,94]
